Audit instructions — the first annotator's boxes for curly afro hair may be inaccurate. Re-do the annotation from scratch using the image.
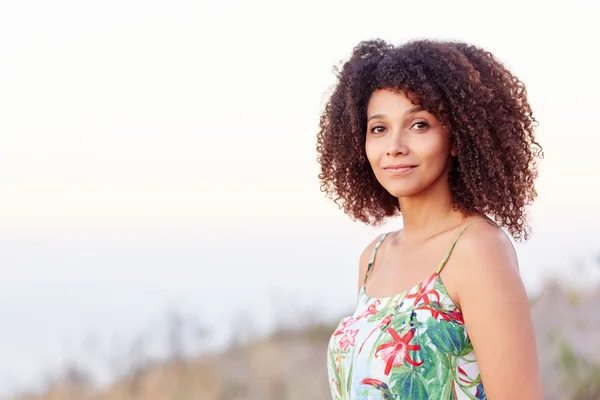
[316,38,543,241]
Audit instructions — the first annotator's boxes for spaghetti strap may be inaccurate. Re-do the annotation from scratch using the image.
[363,232,392,286]
[435,218,499,274]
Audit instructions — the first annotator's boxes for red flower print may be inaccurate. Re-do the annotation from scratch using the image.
[457,365,472,384]
[442,309,464,324]
[358,314,393,355]
[333,317,356,336]
[380,314,393,327]
[405,273,440,306]
[415,302,465,324]
[339,329,358,351]
[356,299,381,320]
[360,378,388,389]
[360,378,394,399]
[375,327,423,375]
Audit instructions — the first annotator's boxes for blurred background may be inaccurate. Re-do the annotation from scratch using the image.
[1,0,599,399]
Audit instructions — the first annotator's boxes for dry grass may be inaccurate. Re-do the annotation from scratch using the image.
[11,282,600,400]
[12,324,334,400]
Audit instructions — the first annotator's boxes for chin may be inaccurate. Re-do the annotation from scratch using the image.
[379,174,442,199]
[383,184,424,199]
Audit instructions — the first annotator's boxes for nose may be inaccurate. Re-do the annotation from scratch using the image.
[385,129,408,156]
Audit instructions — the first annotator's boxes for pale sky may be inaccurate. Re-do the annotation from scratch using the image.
[0,0,599,396]
[0,0,599,231]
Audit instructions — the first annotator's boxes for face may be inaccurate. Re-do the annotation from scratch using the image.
[365,89,454,199]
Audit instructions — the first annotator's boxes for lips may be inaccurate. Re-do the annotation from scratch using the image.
[384,165,417,175]
[384,164,417,169]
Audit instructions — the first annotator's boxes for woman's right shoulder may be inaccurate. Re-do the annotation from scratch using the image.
[357,232,389,292]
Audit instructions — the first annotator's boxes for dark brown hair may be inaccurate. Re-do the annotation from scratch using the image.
[316,39,543,241]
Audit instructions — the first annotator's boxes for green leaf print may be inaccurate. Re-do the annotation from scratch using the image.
[368,297,397,321]
[427,382,446,400]
[328,349,342,394]
[425,318,467,356]
[390,313,410,332]
[345,350,354,395]
[389,366,411,388]
[420,345,439,382]
[438,352,451,382]
[390,367,428,399]
[459,341,474,357]
[435,379,458,400]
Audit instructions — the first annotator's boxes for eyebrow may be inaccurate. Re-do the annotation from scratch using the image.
[367,106,426,121]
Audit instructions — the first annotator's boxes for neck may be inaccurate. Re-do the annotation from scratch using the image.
[398,176,465,241]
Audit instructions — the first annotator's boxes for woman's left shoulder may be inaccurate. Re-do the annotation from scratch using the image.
[451,219,543,399]
[453,218,520,278]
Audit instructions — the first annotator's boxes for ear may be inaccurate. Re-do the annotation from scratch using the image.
[447,128,457,157]
[450,138,457,157]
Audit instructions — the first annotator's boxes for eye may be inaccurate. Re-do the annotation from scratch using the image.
[412,121,429,130]
[369,125,386,134]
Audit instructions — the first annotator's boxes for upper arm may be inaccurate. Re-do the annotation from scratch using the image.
[357,235,380,294]
[454,225,543,399]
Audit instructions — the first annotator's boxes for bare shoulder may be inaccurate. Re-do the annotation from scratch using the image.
[357,233,388,293]
[451,219,519,283]
[448,220,543,397]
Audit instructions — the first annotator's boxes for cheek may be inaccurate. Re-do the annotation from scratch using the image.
[417,139,450,168]
[364,140,379,166]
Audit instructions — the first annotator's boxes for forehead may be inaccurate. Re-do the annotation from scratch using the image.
[367,89,421,114]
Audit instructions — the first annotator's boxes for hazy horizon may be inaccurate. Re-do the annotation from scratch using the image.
[1,0,599,397]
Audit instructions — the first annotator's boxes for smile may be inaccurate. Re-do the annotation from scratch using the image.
[384,166,417,175]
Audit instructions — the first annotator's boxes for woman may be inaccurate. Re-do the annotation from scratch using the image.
[317,39,544,399]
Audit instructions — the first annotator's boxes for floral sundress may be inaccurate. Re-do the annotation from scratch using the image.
[327,218,497,399]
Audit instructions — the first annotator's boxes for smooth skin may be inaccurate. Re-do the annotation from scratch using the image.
[357,89,543,399]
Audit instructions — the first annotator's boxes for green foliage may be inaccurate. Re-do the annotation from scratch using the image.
[390,367,428,399]
[558,336,600,399]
